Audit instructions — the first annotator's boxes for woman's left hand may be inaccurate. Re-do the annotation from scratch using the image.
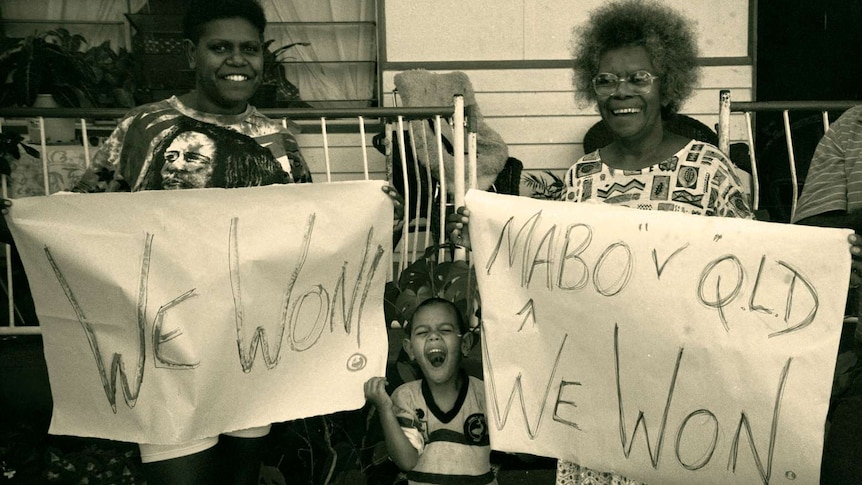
[847,234,862,288]
[382,185,405,232]
[850,234,862,287]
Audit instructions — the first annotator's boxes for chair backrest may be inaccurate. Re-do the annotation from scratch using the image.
[582,113,718,154]
[581,112,759,208]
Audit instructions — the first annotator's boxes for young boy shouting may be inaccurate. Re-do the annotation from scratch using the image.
[365,298,496,484]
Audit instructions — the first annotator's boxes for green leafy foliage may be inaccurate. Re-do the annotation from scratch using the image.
[0,132,40,175]
[522,170,564,200]
[252,39,309,108]
[0,28,136,108]
[384,243,479,329]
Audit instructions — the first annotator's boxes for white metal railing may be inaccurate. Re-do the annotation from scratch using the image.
[717,91,861,327]
[0,98,476,334]
[717,89,857,221]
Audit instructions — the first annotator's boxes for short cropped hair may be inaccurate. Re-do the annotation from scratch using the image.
[571,0,700,117]
[405,297,468,337]
[182,0,267,44]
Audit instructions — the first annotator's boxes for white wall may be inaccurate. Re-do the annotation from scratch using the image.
[385,0,749,61]
[381,0,754,185]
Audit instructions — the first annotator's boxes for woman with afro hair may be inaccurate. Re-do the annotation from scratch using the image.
[559,4,753,484]
[448,0,751,483]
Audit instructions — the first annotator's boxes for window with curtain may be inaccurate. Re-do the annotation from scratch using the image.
[1,0,379,108]
[0,0,147,49]
[262,0,378,108]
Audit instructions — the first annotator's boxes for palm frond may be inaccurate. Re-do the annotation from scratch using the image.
[521,170,564,200]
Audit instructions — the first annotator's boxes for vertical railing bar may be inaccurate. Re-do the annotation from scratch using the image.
[782,110,798,221]
[718,90,731,155]
[467,106,478,191]
[38,117,50,195]
[743,111,759,212]
[821,110,830,133]
[420,122,433,251]
[81,118,91,169]
[358,115,369,180]
[395,116,410,274]
[321,117,332,183]
[465,107,479,332]
[435,116,447,262]
[452,96,466,262]
[389,92,400,284]
[407,121,422,264]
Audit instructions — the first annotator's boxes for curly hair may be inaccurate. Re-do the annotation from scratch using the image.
[182,0,267,43]
[571,0,700,117]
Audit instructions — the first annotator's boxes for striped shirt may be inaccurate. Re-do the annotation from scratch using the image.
[793,105,862,223]
[393,373,496,485]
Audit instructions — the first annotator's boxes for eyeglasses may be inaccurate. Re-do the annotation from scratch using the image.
[592,70,659,97]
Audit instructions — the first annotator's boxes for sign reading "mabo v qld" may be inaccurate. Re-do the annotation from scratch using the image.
[467,190,850,485]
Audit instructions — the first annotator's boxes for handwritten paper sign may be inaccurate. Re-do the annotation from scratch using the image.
[466,190,851,485]
[6,181,392,445]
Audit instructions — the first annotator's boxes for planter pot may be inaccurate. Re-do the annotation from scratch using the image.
[250,84,278,108]
[27,94,76,144]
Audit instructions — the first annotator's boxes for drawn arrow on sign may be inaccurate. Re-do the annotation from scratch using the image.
[517,299,536,332]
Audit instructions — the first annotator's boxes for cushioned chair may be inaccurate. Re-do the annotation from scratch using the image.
[582,113,719,154]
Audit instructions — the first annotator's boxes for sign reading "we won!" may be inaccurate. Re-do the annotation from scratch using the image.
[7,181,392,445]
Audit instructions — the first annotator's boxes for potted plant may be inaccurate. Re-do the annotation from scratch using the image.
[522,170,564,200]
[0,28,136,108]
[384,242,479,330]
[251,39,310,108]
[0,132,40,171]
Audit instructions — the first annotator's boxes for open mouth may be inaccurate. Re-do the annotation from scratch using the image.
[426,347,447,368]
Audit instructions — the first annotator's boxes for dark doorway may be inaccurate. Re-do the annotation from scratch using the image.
[753,0,862,221]
[757,0,862,102]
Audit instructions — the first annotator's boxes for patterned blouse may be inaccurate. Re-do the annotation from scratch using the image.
[555,139,753,485]
[560,140,753,219]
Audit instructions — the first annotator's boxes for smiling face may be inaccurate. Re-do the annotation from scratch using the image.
[186,17,263,114]
[160,130,216,189]
[596,45,665,144]
[403,302,472,386]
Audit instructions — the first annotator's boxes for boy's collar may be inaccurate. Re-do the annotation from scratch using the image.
[420,368,469,424]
